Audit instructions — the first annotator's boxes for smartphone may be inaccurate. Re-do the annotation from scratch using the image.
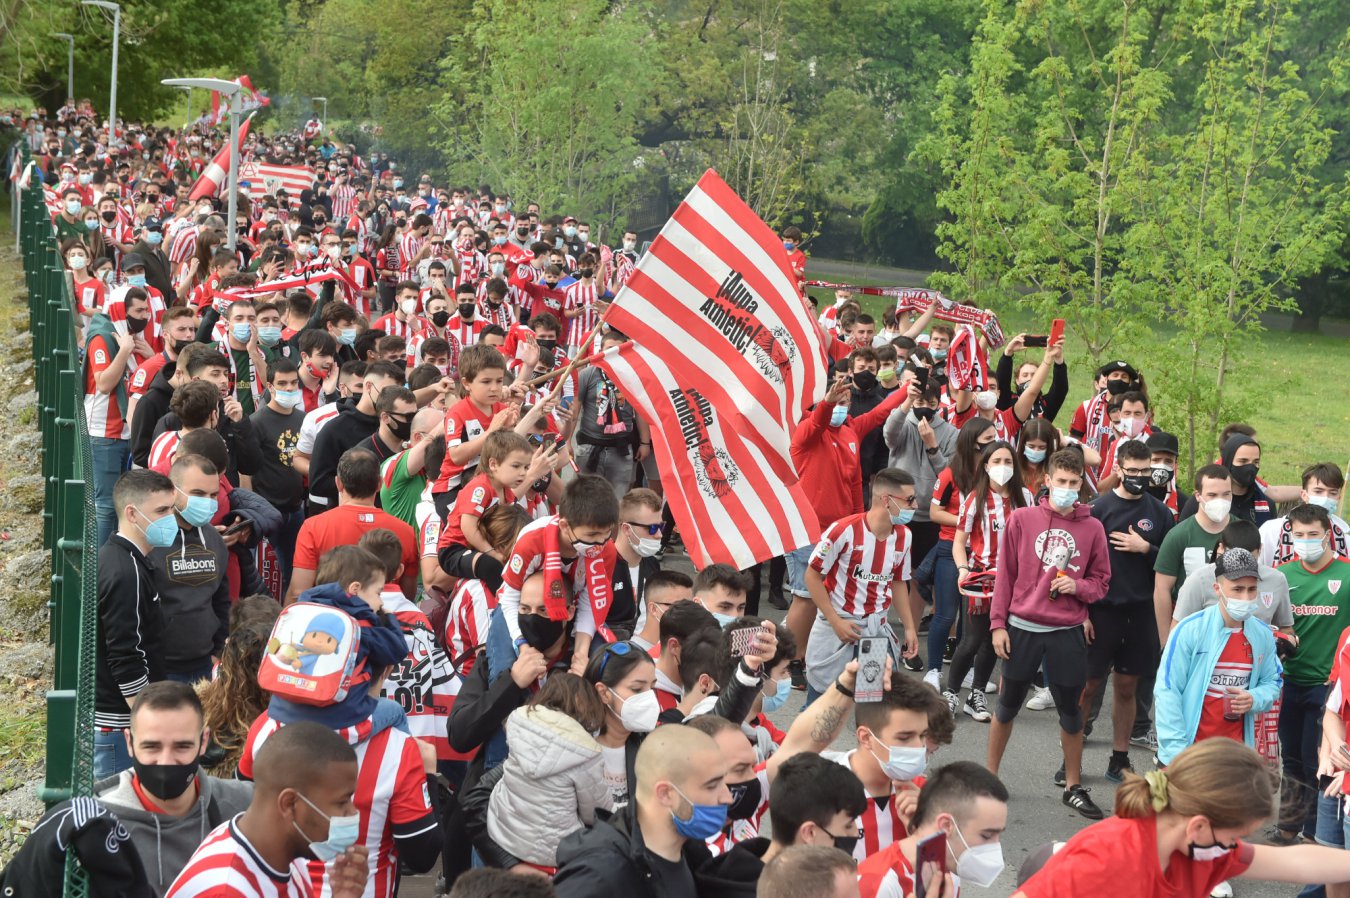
[1049,318,1065,346]
[1024,334,1048,348]
[913,366,929,388]
[539,433,557,449]
[221,518,251,536]
[855,637,887,703]
[730,625,766,657]
[914,831,948,898]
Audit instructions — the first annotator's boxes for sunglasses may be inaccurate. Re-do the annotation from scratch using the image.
[624,521,665,537]
[595,640,636,682]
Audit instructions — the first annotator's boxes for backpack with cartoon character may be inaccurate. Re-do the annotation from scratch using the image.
[258,602,364,705]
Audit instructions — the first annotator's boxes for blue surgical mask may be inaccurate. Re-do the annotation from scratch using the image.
[293,792,361,863]
[669,785,728,841]
[1023,447,1047,464]
[866,730,928,781]
[231,323,252,343]
[176,491,217,527]
[762,676,792,714]
[783,240,795,251]
[711,611,737,628]
[1050,487,1078,509]
[338,327,357,346]
[891,509,915,526]
[1307,495,1339,515]
[274,389,304,409]
[257,326,282,346]
[931,348,948,361]
[1293,538,1326,563]
[127,273,147,288]
[144,231,163,246]
[1224,594,1258,622]
[830,405,848,427]
[135,507,179,549]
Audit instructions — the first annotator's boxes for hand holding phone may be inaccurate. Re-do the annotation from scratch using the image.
[1049,318,1065,346]
[855,637,888,702]
[731,625,767,657]
[914,831,949,898]
[1023,335,1048,348]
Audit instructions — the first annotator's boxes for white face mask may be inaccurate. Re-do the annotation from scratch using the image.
[974,390,998,411]
[1117,417,1146,438]
[400,298,418,317]
[612,688,659,733]
[987,464,1014,487]
[1201,498,1232,523]
[626,525,662,558]
[952,821,1005,888]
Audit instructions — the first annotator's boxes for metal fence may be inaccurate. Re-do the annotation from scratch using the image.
[12,144,96,896]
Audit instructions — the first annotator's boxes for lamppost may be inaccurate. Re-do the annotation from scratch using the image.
[175,85,193,129]
[49,34,74,104]
[162,77,243,251]
[80,1,120,138]
[312,96,328,131]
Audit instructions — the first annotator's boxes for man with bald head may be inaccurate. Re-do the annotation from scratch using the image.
[553,723,732,898]
[166,720,369,898]
[379,405,445,528]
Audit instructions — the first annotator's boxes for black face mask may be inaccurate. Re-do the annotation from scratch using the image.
[1230,463,1259,488]
[577,268,593,279]
[519,613,565,650]
[831,833,859,856]
[126,315,149,334]
[912,406,937,422]
[431,310,451,328]
[1105,379,1130,396]
[168,336,193,354]
[133,754,200,801]
[100,210,116,222]
[1150,465,1174,487]
[537,338,557,352]
[458,303,475,319]
[516,229,530,239]
[1122,474,1149,496]
[851,370,878,393]
[387,416,412,443]
[726,777,763,821]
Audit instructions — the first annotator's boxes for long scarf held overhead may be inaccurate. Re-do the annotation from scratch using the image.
[804,282,1006,349]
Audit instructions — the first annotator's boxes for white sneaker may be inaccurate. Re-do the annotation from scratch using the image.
[984,679,999,694]
[1025,685,1054,710]
[922,669,942,692]
[961,669,974,690]
[1209,880,1233,898]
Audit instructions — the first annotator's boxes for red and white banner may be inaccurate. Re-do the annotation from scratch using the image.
[224,256,360,300]
[603,169,826,483]
[208,75,270,126]
[594,340,821,569]
[238,161,316,206]
[187,113,254,201]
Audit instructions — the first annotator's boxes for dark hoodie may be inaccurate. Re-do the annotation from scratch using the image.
[1178,434,1274,526]
[554,801,703,898]
[268,582,408,728]
[691,836,769,898]
[147,520,230,674]
[130,362,176,467]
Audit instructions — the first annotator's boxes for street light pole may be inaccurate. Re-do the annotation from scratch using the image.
[80,1,120,139]
[50,34,74,103]
[313,96,328,131]
[161,77,243,251]
[176,85,193,129]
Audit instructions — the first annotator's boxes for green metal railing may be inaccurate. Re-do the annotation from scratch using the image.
[12,145,95,896]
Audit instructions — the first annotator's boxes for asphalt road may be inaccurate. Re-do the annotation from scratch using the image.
[399,570,1303,898]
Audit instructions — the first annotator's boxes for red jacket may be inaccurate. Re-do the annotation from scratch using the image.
[790,389,907,529]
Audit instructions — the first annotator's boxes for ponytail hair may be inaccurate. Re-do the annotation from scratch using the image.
[1115,739,1274,828]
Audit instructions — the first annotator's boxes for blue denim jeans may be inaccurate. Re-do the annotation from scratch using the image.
[93,729,132,780]
[90,437,129,548]
[786,544,814,599]
[925,540,960,672]
[272,506,306,593]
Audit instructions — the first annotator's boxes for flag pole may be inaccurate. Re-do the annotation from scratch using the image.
[512,317,608,391]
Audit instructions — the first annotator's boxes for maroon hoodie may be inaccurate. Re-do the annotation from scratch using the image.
[990,497,1112,631]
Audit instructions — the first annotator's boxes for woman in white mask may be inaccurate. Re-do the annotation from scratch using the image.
[1011,738,1350,898]
[586,641,661,811]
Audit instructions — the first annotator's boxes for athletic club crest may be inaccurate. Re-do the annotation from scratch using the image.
[669,386,740,499]
[1331,580,1342,596]
[697,271,796,384]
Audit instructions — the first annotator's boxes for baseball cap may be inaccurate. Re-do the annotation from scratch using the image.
[121,252,146,271]
[140,216,162,232]
[1097,359,1139,380]
[1216,547,1259,581]
[1145,431,1179,456]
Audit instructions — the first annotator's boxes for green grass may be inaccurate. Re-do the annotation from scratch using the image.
[809,282,1350,486]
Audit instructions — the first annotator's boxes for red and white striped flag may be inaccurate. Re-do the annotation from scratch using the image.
[603,169,826,482]
[187,112,254,201]
[238,161,315,206]
[208,75,271,126]
[224,257,360,301]
[594,340,821,569]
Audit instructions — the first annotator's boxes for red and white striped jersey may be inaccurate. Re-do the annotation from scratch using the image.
[165,815,312,898]
[149,430,182,471]
[297,402,345,456]
[856,843,922,898]
[957,488,1032,569]
[563,281,600,354]
[822,750,922,861]
[950,404,1021,443]
[431,397,504,494]
[239,715,436,898]
[83,333,131,440]
[446,317,485,350]
[476,296,516,330]
[397,231,425,275]
[809,513,912,617]
[344,257,378,317]
[168,224,199,268]
[72,277,105,317]
[406,330,461,377]
[371,312,425,341]
[330,184,357,222]
[704,763,771,857]
[455,249,486,287]
[446,578,496,679]
[380,590,455,760]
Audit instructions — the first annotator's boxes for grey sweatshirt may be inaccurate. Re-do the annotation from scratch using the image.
[94,769,252,895]
[883,409,958,523]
